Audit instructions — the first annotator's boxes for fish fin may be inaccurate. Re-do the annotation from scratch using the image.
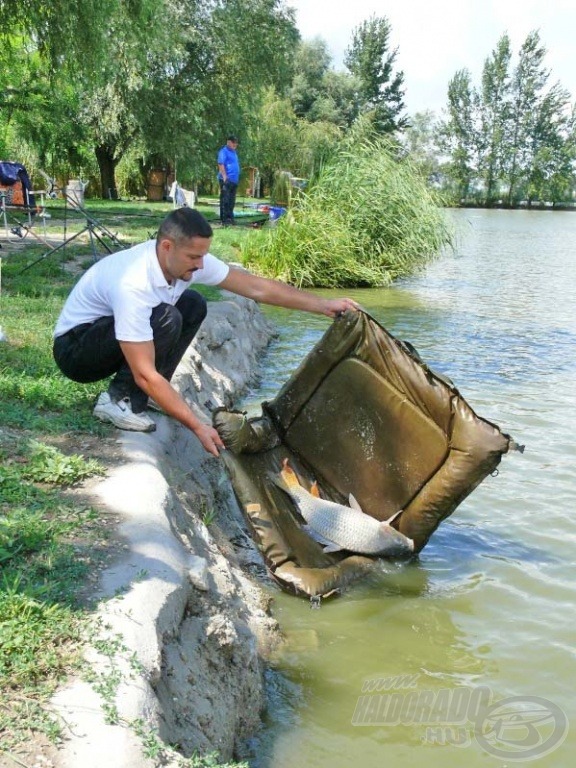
[268,472,290,496]
[348,494,366,514]
[322,542,344,553]
[302,525,342,551]
[280,458,301,490]
[310,481,320,498]
[385,509,403,525]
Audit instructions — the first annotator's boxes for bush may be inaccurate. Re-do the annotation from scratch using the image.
[241,130,453,287]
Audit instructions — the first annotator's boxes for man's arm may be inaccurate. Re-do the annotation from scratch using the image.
[217,148,227,182]
[119,339,224,457]
[218,267,360,317]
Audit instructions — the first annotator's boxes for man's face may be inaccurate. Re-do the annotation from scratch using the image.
[228,140,238,150]
[159,235,212,282]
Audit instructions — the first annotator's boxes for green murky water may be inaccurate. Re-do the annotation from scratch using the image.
[241,209,576,767]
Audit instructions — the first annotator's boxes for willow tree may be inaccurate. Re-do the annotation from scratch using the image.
[0,0,156,72]
[101,0,300,192]
[1,0,299,195]
[1,43,91,176]
[179,0,299,179]
[0,0,158,189]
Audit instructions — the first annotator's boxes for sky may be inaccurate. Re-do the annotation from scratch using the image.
[287,0,576,116]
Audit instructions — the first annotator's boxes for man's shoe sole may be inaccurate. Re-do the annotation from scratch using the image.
[94,409,157,433]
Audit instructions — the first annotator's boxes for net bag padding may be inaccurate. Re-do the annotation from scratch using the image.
[213,310,512,598]
[211,408,281,454]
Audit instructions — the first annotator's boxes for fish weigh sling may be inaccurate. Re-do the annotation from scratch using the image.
[275,459,414,557]
[213,310,518,599]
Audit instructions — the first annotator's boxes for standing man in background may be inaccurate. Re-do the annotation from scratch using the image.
[217,135,240,226]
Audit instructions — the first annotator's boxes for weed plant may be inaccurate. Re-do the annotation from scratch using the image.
[241,131,454,287]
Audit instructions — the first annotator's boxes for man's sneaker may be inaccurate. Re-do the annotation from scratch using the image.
[93,392,156,433]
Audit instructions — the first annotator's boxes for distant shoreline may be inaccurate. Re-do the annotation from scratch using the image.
[454,202,576,211]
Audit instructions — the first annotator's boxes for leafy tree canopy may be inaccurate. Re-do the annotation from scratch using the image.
[0,0,156,74]
[438,29,575,205]
[344,15,408,133]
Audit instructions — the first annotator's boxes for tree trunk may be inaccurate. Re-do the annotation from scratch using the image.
[95,144,119,199]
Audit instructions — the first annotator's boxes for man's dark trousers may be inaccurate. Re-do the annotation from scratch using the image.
[53,290,207,413]
[219,180,238,225]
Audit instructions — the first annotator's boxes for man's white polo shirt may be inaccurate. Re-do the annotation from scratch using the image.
[54,239,229,342]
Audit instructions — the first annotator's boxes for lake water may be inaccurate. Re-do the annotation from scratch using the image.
[240,209,576,768]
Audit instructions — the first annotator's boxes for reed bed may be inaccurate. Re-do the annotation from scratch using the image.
[241,135,453,287]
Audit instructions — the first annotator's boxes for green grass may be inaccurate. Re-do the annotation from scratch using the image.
[0,254,106,433]
[0,199,251,759]
[0,429,106,752]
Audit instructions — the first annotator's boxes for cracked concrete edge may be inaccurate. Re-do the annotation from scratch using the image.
[50,297,277,768]
[51,420,197,768]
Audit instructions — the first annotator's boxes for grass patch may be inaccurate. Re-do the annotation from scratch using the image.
[0,258,105,433]
[0,428,107,752]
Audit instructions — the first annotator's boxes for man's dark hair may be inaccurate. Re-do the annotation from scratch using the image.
[227,134,239,143]
[157,208,213,244]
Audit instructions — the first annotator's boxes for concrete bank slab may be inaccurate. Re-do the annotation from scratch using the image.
[52,422,194,768]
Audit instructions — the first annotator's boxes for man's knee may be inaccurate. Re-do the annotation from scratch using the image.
[150,303,184,345]
[150,294,207,348]
[177,290,208,327]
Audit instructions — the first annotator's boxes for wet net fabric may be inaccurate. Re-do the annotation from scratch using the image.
[214,311,512,598]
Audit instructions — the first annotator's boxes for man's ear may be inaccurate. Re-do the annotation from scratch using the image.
[157,236,173,254]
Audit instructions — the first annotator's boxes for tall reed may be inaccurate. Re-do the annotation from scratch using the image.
[241,133,453,287]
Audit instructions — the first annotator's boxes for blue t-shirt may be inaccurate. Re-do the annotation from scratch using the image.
[217,145,240,184]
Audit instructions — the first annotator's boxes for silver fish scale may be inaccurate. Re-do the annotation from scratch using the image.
[287,484,411,555]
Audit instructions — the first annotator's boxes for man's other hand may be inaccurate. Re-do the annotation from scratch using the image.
[194,423,226,457]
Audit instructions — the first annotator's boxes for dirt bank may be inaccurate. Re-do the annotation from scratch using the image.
[50,294,284,767]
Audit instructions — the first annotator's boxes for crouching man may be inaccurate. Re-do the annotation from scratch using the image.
[53,208,359,457]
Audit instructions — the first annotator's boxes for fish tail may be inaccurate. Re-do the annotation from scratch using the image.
[280,458,301,490]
